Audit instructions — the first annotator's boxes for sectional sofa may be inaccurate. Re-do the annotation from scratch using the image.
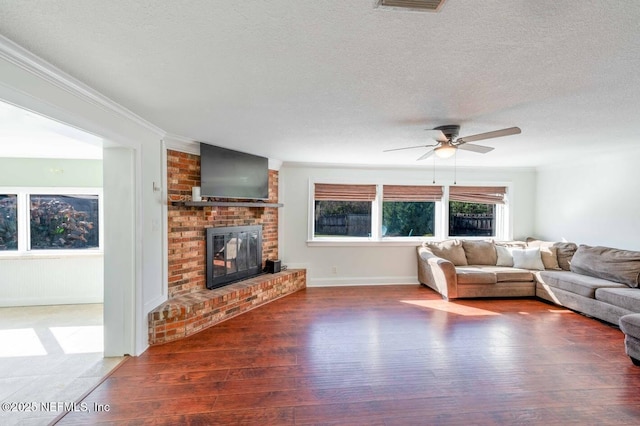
[417,239,640,364]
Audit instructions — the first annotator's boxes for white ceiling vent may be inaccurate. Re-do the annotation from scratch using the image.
[375,0,447,13]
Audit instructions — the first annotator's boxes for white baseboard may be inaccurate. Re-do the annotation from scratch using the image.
[0,296,103,307]
[307,276,419,287]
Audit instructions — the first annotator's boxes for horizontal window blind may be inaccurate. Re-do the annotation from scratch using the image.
[382,185,443,202]
[314,183,377,201]
[449,186,506,204]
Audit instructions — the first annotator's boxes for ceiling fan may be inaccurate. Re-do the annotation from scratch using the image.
[384,125,521,160]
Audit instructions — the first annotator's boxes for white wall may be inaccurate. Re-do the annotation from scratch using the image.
[0,158,102,187]
[0,254,103,306]
[0,158,104,307]
[535,148,640,250]
[279,163,537,286]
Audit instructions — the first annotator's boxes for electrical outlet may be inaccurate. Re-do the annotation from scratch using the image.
[331,266,337,275]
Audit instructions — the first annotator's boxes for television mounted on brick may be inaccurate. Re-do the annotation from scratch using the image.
[200,143,269,200]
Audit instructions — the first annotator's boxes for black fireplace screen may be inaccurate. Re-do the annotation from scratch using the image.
[206,225,263,289]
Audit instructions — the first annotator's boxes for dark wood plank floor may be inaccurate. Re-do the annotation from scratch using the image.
[56,285,640,425]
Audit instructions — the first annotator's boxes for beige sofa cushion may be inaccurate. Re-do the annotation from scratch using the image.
[495,245,514,267]
[423,240,468,266]
[527,238,577,271]
[537,270,627,298]
[595,288,640,312]
[455,267,496,285]
[462,240,497,265]
[570,245,640,288]
[472,266,534,282]
[554,242,578,271]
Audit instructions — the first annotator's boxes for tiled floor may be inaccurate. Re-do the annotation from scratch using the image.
[0,304,124,426]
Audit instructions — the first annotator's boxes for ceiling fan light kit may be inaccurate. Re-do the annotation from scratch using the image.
[434,144,456,158]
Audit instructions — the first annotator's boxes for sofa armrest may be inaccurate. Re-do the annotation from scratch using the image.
[417,246,458,299]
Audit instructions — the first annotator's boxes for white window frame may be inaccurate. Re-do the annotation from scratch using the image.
[0,187,104,257]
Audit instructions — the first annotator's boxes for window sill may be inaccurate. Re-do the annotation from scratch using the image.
[0,250,104,260]
[307,238,435,247]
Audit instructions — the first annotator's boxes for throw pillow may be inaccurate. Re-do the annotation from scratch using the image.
[495,245,514,267]
[512,247,545,270]
[570,245,640,288]
[527,238,576,271]
[462,240,497,265]
[423,240,468,266]
[538,245,561,270]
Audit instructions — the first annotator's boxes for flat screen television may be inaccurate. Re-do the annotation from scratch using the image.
[200,144,269,200]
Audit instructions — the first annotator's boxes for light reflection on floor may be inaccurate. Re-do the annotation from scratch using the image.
[401,299,501,316]
[0,304,123,426]
[0,328,48,357]
[0,325,104,357]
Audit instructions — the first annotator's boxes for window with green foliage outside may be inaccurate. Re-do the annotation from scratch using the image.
[0,194,18,251]
[381,185,441,237]
[30,194,99,249]
[383,202,435,237]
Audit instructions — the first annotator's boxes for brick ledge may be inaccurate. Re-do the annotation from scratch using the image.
[148,269,306,345]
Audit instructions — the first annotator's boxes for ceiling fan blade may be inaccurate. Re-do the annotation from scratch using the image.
[383,144,437,152]
[426,130,448,143]
[457,127,521,144]
[457,143,494,154]
[416,150,435,161]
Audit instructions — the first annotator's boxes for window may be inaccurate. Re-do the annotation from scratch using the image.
[382,185,442,237]
[448,186,506,237]
[0,188,102,254]
[314,184,376,238]
[309,182,509,243]
[0,194,18,251]
[30,194,99,250]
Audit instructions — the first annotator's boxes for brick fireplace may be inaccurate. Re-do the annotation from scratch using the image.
[147,149,306,345]
[166,150,279,298]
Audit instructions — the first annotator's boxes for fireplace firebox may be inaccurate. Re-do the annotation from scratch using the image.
[206,225,263,289]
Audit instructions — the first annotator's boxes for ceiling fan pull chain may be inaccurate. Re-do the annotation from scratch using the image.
[454,150,457,185]
[432,153,436,184]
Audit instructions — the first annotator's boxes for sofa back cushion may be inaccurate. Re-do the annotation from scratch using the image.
[570,245,640,288]
[554,242,578,271]
[423,240,468,266]
[462,240,497,265]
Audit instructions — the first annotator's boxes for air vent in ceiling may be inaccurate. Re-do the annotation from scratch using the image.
[375,0,447,12]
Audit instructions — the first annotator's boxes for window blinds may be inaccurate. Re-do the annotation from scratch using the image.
[314,183,377,201]
[448,186,507,204]
[382,185,443,202]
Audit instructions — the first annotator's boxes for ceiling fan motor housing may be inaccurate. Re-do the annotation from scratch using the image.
[434,124,460,141]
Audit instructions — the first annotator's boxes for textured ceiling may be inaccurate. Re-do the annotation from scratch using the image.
[0,0,639,167]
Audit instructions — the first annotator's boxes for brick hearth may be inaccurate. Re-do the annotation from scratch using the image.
[148,269,306,345]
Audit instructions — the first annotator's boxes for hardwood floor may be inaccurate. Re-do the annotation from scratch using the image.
[56,285,640,425]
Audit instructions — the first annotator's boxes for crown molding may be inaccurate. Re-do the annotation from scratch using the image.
[0,34,165,137]
[163,134,200,155]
